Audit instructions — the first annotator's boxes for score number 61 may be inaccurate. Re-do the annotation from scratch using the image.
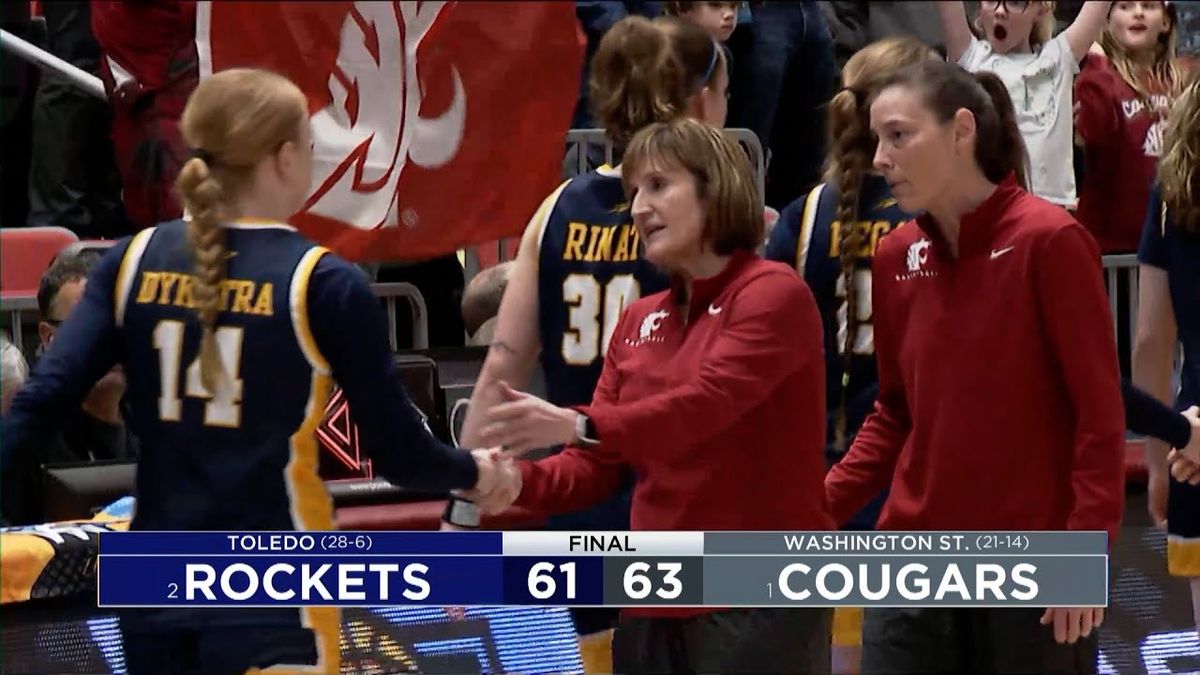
[526,561,684,600]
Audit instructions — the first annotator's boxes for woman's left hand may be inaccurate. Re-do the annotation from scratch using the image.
[1040,607,1103,644]
[479,381,579,456]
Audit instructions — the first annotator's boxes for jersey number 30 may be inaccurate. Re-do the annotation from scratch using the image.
[562,273,639,365]
[153,320,245,427]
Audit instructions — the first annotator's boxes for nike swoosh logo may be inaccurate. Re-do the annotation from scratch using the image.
[990,246,1015,260]
[708,304,723,316]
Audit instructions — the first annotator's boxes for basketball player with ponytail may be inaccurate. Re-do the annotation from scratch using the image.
[825,59,1125,672]
[0,68,505,674]
[765,36,937,530]
[1134,73,1200,630]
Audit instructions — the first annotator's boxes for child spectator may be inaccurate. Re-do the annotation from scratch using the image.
[664,1,739,42]
[939,0,1113,208]
[1076,0,1185,253]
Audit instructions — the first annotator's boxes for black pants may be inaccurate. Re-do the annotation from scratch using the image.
[27,1,128,237]
[862,607,1099,674]
[612,608,832,674]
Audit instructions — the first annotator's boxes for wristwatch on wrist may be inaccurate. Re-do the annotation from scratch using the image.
[442,496,481,528]
[575,413,600,448]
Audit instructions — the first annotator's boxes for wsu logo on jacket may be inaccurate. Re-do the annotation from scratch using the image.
[897,238,937,281]
[197,0,582,261]
[627,310,670,347]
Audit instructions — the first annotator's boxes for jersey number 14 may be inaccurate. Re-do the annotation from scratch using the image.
[153,320,245,427]
[562,273,640,365]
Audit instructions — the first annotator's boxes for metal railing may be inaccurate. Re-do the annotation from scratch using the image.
[1103,254,1139,360]
[0,28,106,100]
[374,282,429,351]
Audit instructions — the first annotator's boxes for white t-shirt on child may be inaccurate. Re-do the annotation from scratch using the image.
[959,33,1079,207]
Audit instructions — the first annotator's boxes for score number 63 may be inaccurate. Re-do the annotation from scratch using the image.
[625,562,683,600]
[526,561,684,601]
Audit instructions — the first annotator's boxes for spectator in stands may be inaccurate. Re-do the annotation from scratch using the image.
[765,36,940,531]
[91,0,197,230]
[471,118,834,673]
[664,1,738,42]
[28,1,128,238]
[822,2,949,67]
[1133,72,1200,628]
[939,0,1112,208]
[1,250,139,524]
[1,334,28,416]
[725,1,836,209]
[450,15,724,638]
[825,59,1124,668]
[461,261,512,345]
[0,68,505,673]
[7,251,138,496]
[1,0,38,228]
[1076,0,1185,253]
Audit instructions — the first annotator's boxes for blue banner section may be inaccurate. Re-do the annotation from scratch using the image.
[503,557,605,606]
[98,555,505,606]
[99,531,503,556]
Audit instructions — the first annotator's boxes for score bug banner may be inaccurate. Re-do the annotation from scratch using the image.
[97,531,1109,608]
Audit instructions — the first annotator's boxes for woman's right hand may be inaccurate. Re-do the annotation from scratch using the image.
[467,448,523,514]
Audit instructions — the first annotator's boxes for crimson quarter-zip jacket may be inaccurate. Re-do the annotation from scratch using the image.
[824,176,1126,542]
[516,251,835,616]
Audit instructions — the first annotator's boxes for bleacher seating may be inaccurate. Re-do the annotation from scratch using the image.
[58,239,116,259]
[0,226,77,300]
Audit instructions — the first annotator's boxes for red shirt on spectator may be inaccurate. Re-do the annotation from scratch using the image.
[825,178,1126,543]
[91,1,196,92]
[516,253,834,616]
[1075,53,1172,253]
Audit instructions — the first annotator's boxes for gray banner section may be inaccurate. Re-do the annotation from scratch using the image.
[704,532,1107,556]
[603,557,705,606]
[702,555,1108,607]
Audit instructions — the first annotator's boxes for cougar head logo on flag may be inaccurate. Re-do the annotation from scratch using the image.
[197,1,583,262]
[307,2,467,233]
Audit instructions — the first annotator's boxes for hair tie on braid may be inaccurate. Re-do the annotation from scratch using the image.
[189,148,216,165]
[841,87,868,107]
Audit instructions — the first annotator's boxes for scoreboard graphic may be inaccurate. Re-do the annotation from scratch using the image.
[95,531,1111,609]
[3,515,1200,674]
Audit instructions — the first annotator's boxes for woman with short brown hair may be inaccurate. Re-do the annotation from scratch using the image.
[469,118,835,673]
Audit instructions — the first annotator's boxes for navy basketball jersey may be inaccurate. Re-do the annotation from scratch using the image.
[1141,186,1200,572]
[1139,185,1200,410]
[537,165,668,407]
[766,175,913,455]
[115,219,334,534]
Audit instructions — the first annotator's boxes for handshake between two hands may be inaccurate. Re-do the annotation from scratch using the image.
[1166,406,1200,485]
[462,448,523,515]
[456,381,588,517]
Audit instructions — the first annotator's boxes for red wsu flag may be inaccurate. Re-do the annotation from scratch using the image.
[196,1,583,262]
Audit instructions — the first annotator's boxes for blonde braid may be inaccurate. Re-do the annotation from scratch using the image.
[176,155,230,394]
